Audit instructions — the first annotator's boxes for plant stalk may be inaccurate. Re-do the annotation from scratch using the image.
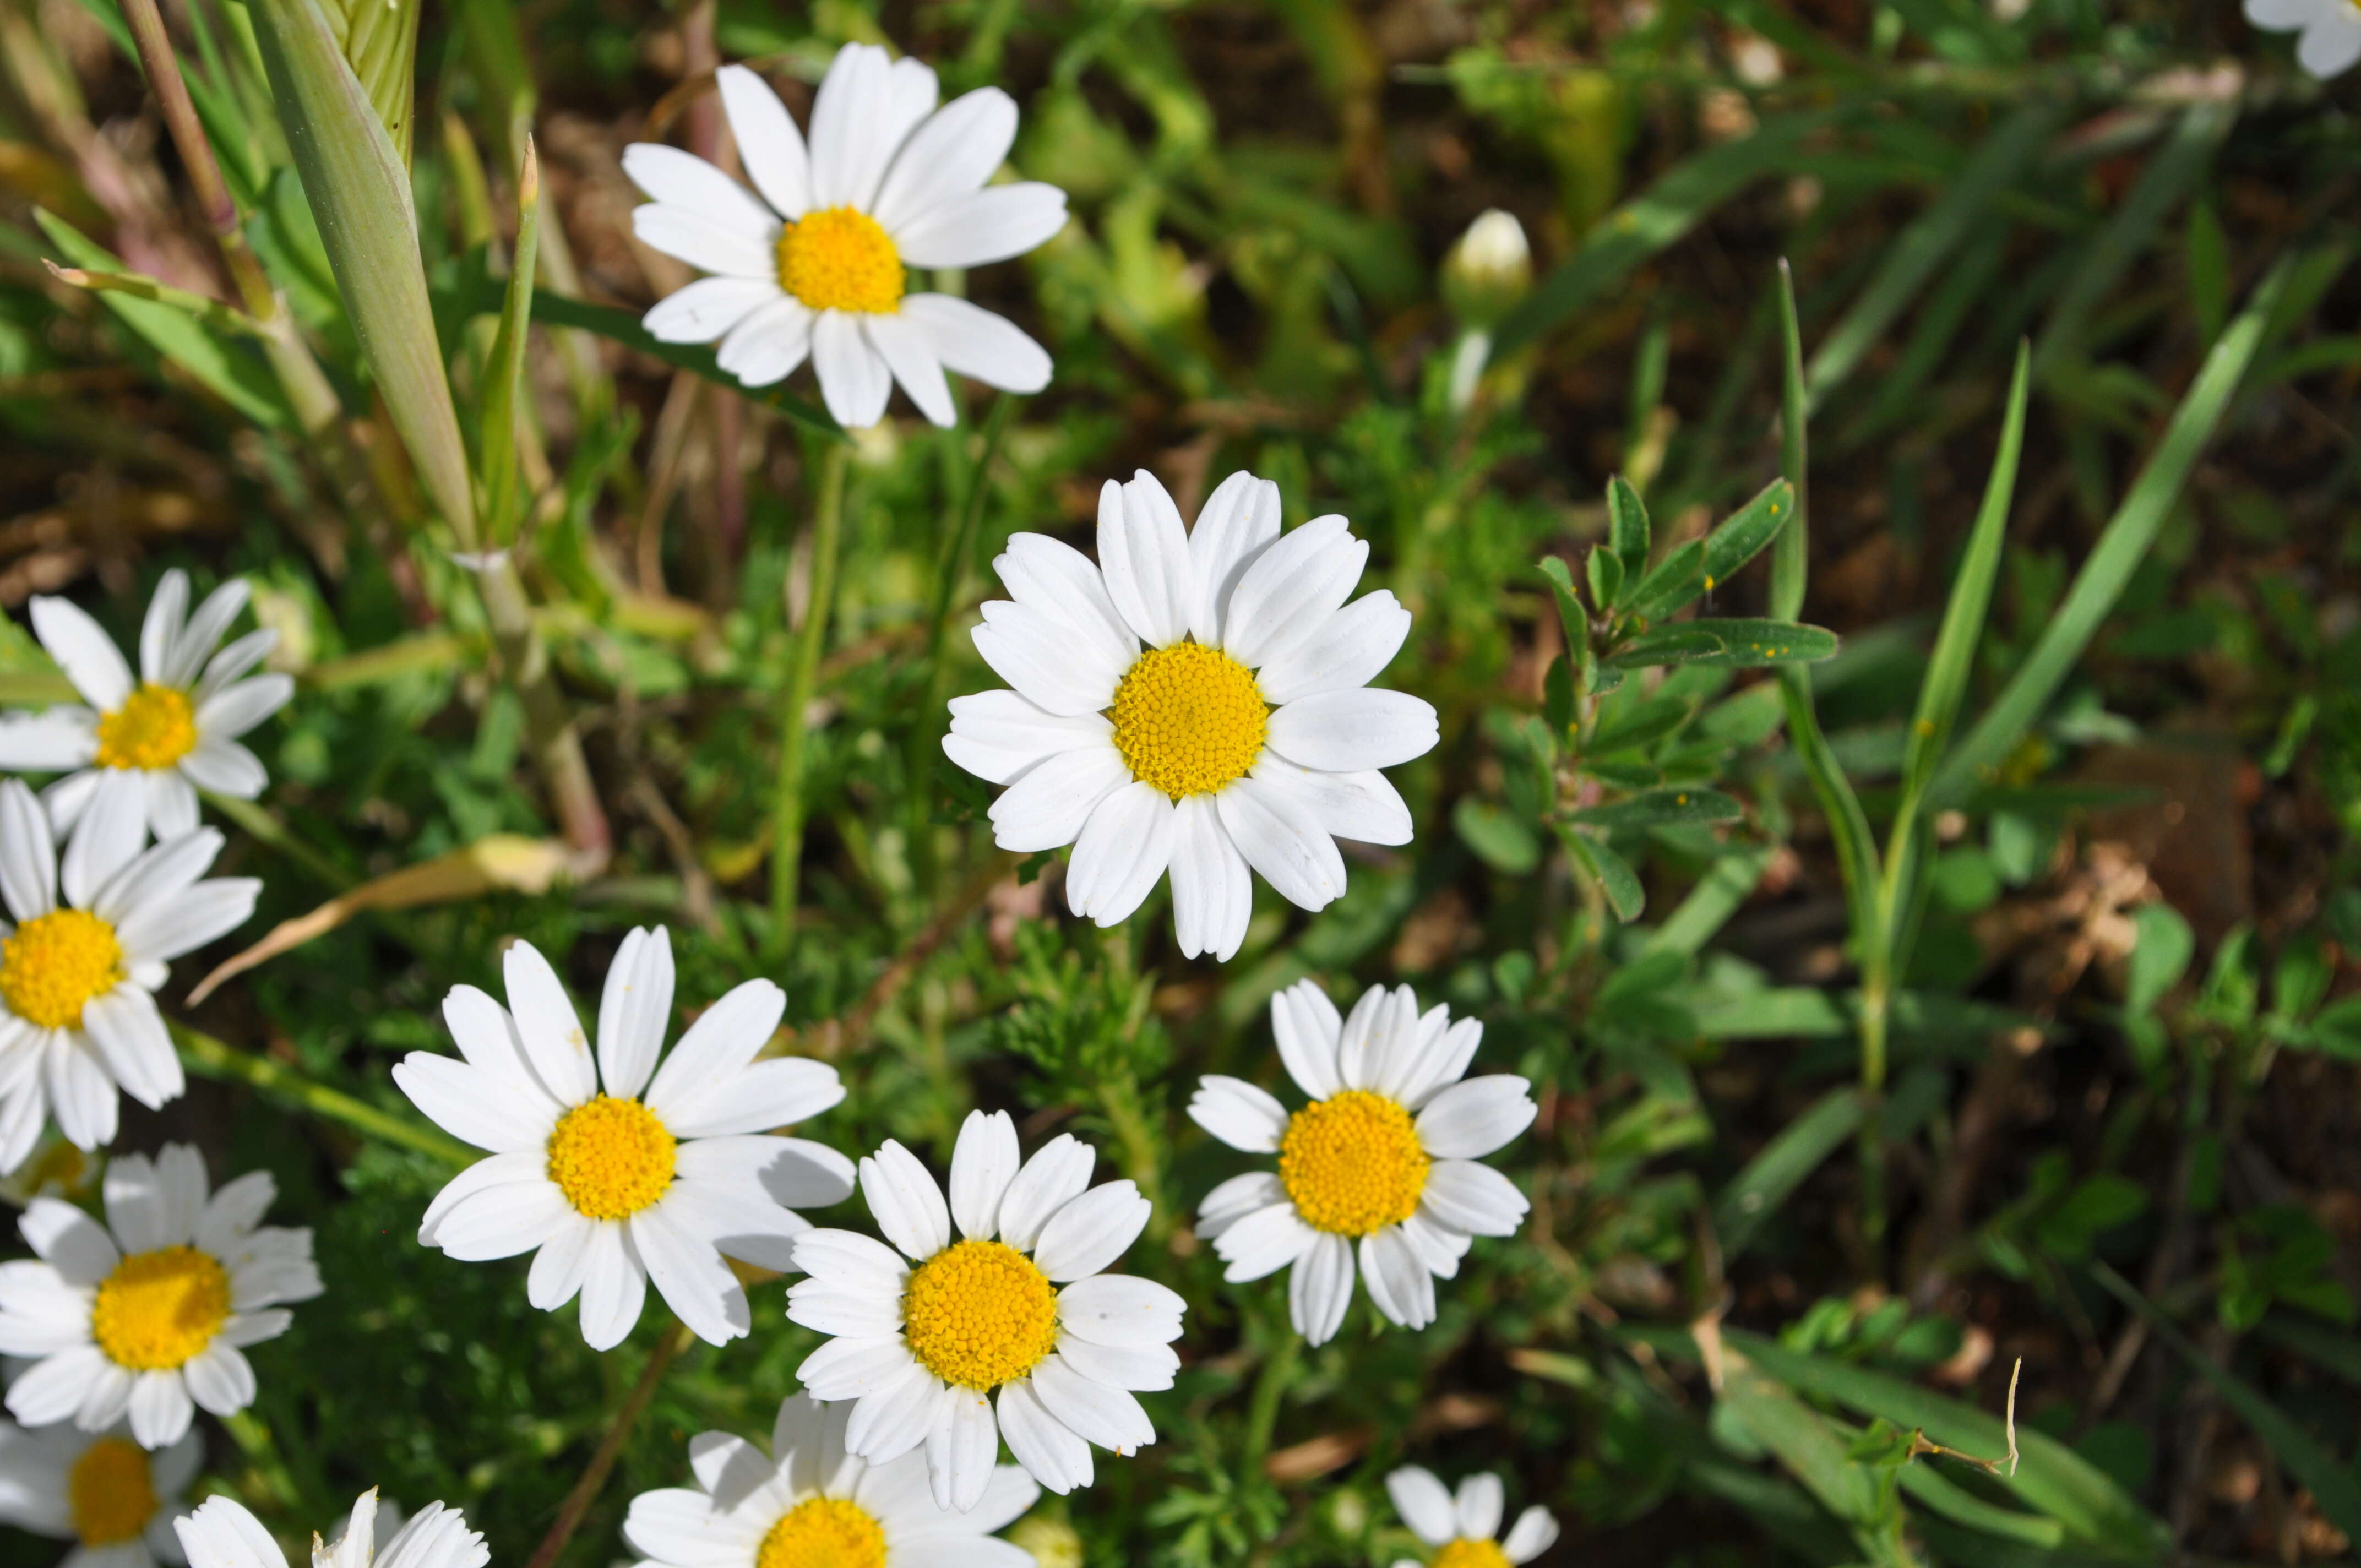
[909,394,1013,881]
[770,440,852,951]
[477,558,612,860]
[1241,1323,1301,1484]
[171,1022,472,1166]
[524,1321,692,1568]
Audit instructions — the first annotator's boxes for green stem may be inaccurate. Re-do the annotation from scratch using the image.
[909,395,1013,884]
[1241,1323,1301,1484]
[171,1022,474,1166]
[524,1321,692,1568]
[770,440,852,953]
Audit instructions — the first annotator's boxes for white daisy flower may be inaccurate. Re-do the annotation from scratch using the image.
[393,926,855,1352]
[0,1144,320,1449]
[176,1488,486,1568]
[786,1109,1185,1511]
[0,780,259,1173]
[624,1392,1040,1568]
[0,571,290,874]
[2244,0,2361,76]
[1384,1467,1559,1568]
[625,43,1065,429]
[1189,981,1534,1346]
[943,469,1438,962]
[0,1417,199,1568]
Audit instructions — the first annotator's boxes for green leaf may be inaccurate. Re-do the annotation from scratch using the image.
[1563,828,1644,921]
[1609,474,1650,576]
[1713,1086,1864,1257]
[1700,480,1799,591]
[477,139,540,540]
[1928,255,2295,810]
[1894,1464,2065,1549]
[313,0,422,165]
[248,0,476,536]
[1452,799,1540,875]
[1623,539,1706,622]
[1586,543,1625,612]
[1604,624,1724,669]
[1679,619,1840,668]
[1568,787,1743,830]
[1588,694,1693,754]
[34,210,284,426]
[1643,845,1770,957]
[1541,654,1575,738]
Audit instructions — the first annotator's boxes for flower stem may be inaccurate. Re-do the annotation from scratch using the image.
[1241,1322,1301,1485]
[770,439,852,954]
[524,1321,692,1568]
[170,1021,473,1167]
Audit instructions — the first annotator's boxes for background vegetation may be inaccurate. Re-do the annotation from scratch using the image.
[2,0,2359,1563]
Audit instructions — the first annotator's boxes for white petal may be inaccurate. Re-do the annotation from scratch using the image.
[992,532,1139,671]
[1096,473,1194,648]
[872,89,1019,231]
[81,989,183,1111]
[2302,11,2361,75]
[140,572,189,685]
[674,1134,855,1210]
[644,977,787,1121]
[526,1211,597,1310]
[948,1109,1020,1240]
[0,781,56,921]
[576,1223,649,1351]
[0,710,97,771]
[196,627,275,700]
[860,1141,951,1261]
[594,927,673,1103]
[780,1223,912,1294]
[46,1032,119,1150]
[60,770,147,908]
[1271,979,1343,1099]
[623,144,779,238]
[1053,1332,1177,1393]
[629,1204,748,1346]
[942,690,1111,787]
[1216,776,1347,912]
[1265,688,1439,774]
[192,674,291,740]
[1209,1202,1315,1283]
[1029,1353,1154,1453]
[112,879,255,965]
[417,1151,542,1243]
[1288,1232,1354,1346]
[1028,1181,1148,1282]
[897,295,1051,394]
[1064,783,1174,928]
[175,1496,286,1568]
[644,277,780,345]
[714,297,815,389]
[4,1344,110,1426]
[1456,1473,1505,1540]
[633,205,776,279]
[785,1282,902,1340]
[502,940,598,1107]
[41,769,99,834]
[716,65,812,218]
[1185,471,1283,646]
[842,1363,945,1465]
[30,597,132,710]
[659,1055,841,1140]
[971,601,1127,717]
[2247,0,2316,25]
[91,826,220,925]
[1336,984,1407,1092]
[128,1368,195,1447]
[181,1342,255,1416]
[1185,1075,1287,1154]
[1167,796,1251,962]
[177,736,266,797]
[22,1194,119,1280]
[166,579,250,688]
[1219,516,1365,669]
[923,1387,998,1512]
[1399,1017,1485,1112]
[427,1180,568,1261]
[995,1378,1092,1496]
[1416,1076,1537,1159]
[891,184,1067,269]
[440,983,567,1115]
[984,744,1129,852]
[1419,1160,1528,1238]
[1503,1505,1560,1563]
[1248,754,1413,848]
[1194,1170,1283,1240]
[1253,590,1412,705]
[623,1487,742,1566]
[392,1055,554,1154]
[1055,1273,1186,1349]
[1358,1226,1434,1330]
[812,311,893,429]
[795,1332,917,1401]
[997,1136,1093,1254]
[1400,1209,1471,1279]
[806,45,894,211]
[862,311,956,428]
[146,769,198,837]
[1386,1467,1457,1546]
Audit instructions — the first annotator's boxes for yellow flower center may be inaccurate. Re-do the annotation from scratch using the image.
[68,1436,156,1548]
[546,1096,678,1219]
[91,1246,231,1371]
[0,909,125,1031]
[901,1238,1059,1391]
[776,206,904,314]
[95,683,198,771]
[1434,1539,1512,1568]
[1109,642,1270,801]
[756,1497,885,1568]
[1279,1089,1429,1237]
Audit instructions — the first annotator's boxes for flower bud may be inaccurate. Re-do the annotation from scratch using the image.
[1442,208,1532,329]
[1009,1515,1085,1568]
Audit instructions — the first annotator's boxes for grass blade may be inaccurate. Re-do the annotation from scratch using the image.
[478,137,540,540]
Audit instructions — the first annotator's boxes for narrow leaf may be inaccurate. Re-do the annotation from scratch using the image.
[1680,619,1840,667]
[1624,538,1707,622]
[477,137,540,540]
[1609,474,1650,576]
[1563,827,1645,921]
[1568,787,1744,830]
[1701,480,1799,590]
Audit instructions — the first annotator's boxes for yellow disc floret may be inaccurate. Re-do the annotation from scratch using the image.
[1279,1089,1429,1237]
[91,1246,231,1371]
[546,1096,678,1219]
[0,909,124,1030]
[776,206,905,314]
[68,1436,156,1547]
[1434,1539,1512,1568]
[756,1498,886,1568]
[1109,641,1270,801]
[901,1238,1059,1390]
[95,683,198,771]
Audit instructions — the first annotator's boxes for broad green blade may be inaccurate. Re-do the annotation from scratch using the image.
[1927,256,2294,810]
[248,0,476,539]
